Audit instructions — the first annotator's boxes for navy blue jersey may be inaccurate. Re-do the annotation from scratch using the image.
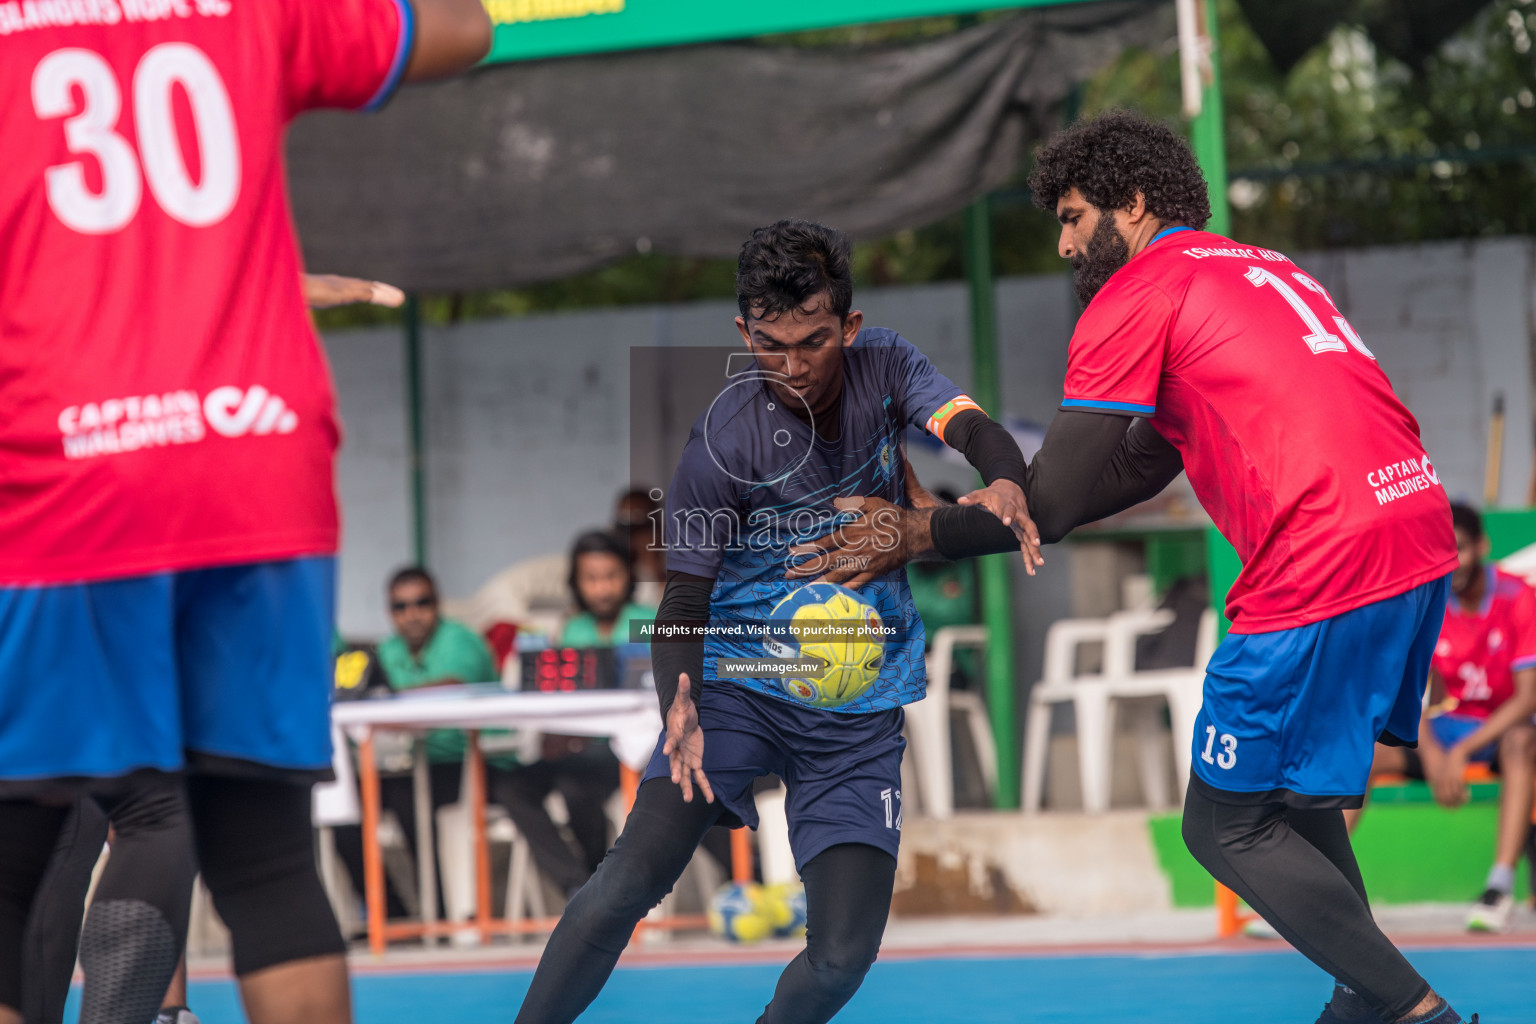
[663,328,973,713]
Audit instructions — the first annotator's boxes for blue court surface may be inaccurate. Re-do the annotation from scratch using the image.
[152,944,1536,1023]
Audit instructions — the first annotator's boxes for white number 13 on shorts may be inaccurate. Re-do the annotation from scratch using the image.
[1202,725,1238,770]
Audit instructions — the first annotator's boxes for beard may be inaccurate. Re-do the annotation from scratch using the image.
[1070,212,1131,309]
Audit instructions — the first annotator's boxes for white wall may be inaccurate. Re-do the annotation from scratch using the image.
[322,237,1536,638]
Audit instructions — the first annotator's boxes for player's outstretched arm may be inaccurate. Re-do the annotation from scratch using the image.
[789,412,1182,586]
[405,0,493,82]
[302,274,405,309]
[652,571,716,804]
[1005,412,1184,544]
[937,409,1043,573]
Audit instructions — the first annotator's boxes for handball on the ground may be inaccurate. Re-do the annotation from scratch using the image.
[766,881,807,937]
[764,582,886,709]
[708,882,776,943]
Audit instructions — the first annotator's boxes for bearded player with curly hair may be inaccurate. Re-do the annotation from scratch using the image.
[800,110,1468,1024]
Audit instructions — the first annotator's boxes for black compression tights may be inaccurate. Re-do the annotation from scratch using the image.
[25,797,111,1024]
[0,774,197,1024]
[513,778,896,1024]
[1182,780,1431,1021]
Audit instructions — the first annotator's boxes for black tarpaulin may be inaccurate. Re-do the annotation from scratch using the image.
[286,1,1170,292]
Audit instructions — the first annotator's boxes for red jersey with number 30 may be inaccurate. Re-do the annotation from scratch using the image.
[0,0,411,584]
[1433,566,1536,720]
[1063,229,1457,633]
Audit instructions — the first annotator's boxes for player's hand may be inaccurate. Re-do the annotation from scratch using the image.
[901,450,942,510]
[957,479,1045,576]
[1430,746,1470,808]
[302,274,406,309]
[785,496,915,589]
[663,674,714,804]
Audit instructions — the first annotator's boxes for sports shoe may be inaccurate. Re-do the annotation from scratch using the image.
[1243,916,1281,940]
[1466,887,1513,933]
[155,1009,201,1024]
[1312,1004,1385,1024]
[1311,984,1384,1024]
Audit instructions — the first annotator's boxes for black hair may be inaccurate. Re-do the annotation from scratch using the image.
[387,566,436,597]
[614,486,661,526]
[1029,109,1212,229]
[568,530,635,614]
[1450,503,1483,541]
[736,219,854,322]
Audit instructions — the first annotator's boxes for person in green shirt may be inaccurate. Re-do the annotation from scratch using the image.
[558,530,657,647]
[376,567,500,763]
[499,532,657,897]
[336,567,503,919]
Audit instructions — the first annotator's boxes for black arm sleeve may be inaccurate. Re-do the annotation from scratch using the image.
[942,408,1027,487]
[650,570,713,718]
[1025,411,1185,544]
[923,407,1035,560]
[930,504,1021,560]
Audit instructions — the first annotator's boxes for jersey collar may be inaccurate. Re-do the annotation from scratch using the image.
[1148,226,1195,247]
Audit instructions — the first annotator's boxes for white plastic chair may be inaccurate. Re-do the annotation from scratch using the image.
[1022,609,1177,814]
[904,625,994,818]
[1103,609,1218,798]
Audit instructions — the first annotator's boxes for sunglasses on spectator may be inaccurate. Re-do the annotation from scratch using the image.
[390,596,436,612]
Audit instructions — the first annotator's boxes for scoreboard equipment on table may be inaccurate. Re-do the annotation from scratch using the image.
[519,643,652,692]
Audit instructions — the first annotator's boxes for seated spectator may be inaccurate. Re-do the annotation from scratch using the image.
[614,488,666,608]
[559,530,657,646]
[377,566,498,696]
[1346,504,1536,933]
[335,567,506,919]
[497,531,656,898]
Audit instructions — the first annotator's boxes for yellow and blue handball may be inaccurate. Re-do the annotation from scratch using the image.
[766,881,807,937]
[764,582,886,709]
[708,881,808,943]
[708,882,775,943]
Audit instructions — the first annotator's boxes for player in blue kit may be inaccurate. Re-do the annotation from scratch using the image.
[512,220,1032,1024]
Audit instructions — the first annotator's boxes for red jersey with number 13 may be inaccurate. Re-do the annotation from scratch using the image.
[1062,230,1456,633]
[0,0,412,584]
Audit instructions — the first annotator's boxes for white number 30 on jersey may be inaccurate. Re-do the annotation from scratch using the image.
[32,44,241,234]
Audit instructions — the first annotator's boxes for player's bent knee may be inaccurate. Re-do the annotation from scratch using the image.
[190,779,345,976]
[586,850,673,920]
[561,844,676,943]
[803,936,879,996]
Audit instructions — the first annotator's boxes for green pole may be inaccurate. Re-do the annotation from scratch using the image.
[1188,0,1232,626]
[962,196,1021,809]
[1190,0,1231,237]
[404,295,428,568]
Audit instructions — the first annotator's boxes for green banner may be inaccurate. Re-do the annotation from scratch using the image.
[481,0,1093,63]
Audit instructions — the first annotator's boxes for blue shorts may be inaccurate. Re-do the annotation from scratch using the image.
[0,557,336,789]
[1192,574,1451,808]
[1428,714,1499,764]
[643,682,905,871]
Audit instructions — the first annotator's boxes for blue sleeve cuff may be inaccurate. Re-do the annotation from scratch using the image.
[1061,398,1156,416]
[362,0,415,112]
[666,553,724,578]
[1511,656,1536,672]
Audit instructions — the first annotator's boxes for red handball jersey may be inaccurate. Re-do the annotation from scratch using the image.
[1063,229,1457,633]
[0,0,412,584]
[1433,566,1536,719]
